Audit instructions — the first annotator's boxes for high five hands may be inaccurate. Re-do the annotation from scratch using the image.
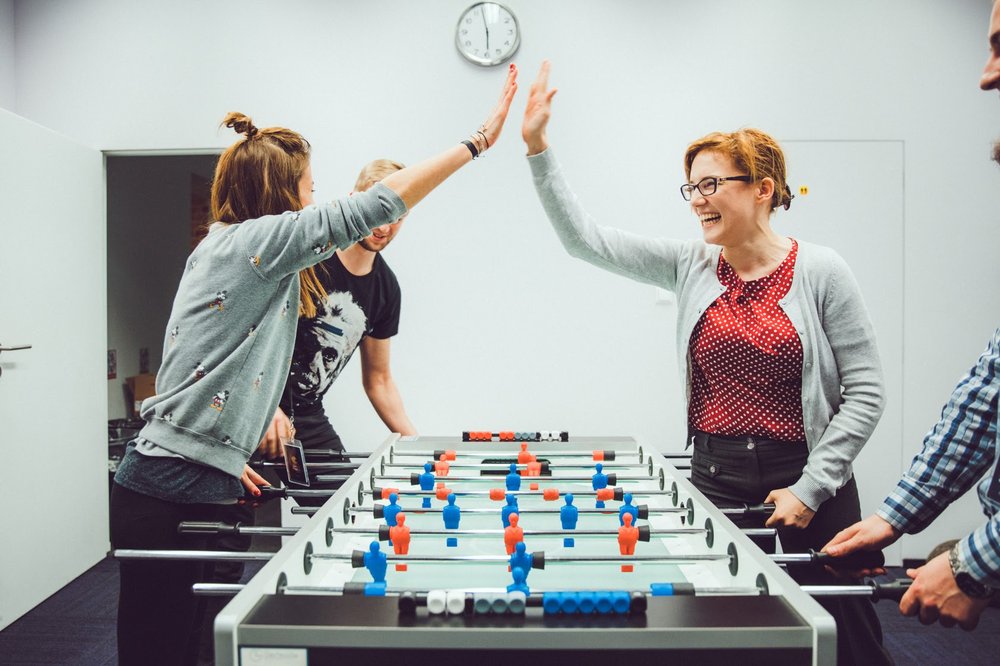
[478,63,519,150]
[522,60,558,155]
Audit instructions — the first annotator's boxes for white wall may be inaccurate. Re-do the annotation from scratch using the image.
[106,154,217,419]
[0,0,14,110]
[10,0,1000,563]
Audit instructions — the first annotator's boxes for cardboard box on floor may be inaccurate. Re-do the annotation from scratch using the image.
[125,373,156,417]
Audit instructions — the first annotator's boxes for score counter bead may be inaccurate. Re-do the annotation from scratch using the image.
[446,591,467,615]
[427,590,447,615]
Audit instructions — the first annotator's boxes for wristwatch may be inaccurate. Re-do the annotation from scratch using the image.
[949,543,996,599]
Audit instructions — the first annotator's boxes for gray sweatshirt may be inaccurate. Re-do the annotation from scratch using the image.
[137,183,406,478]
[528,148,884,510]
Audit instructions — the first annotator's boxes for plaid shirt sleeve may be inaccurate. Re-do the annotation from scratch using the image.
[877,328,1000,585]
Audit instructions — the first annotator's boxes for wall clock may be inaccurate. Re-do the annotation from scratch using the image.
[456,2,520,67]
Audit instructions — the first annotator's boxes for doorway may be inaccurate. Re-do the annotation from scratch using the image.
[105,153,218,422]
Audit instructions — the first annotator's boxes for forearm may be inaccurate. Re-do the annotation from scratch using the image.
[365,377,416,436]
[879,336,998,533]
[527,148,681,289]
[379,143,474,211]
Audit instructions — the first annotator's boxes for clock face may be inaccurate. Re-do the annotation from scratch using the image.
[455,2,520,67]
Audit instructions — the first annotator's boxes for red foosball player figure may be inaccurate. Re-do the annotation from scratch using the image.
[618,512,639,573]
[517,443,536,464]
[434,453,450,477]
[504,513,524,555]
[389,513,411,571]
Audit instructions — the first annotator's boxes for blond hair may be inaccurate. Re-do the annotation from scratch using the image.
[354,158,406,193]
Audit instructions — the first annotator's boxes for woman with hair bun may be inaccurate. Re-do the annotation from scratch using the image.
[110,66,517,665]
[521,61,891,665]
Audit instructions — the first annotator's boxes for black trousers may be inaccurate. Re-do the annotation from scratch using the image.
[110,483,236,666]
[690,431,894,666]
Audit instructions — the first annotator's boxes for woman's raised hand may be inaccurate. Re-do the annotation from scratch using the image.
[522,60,558,155]
[477,63,519,151]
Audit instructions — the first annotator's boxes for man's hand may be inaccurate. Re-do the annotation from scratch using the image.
[764,487,815,529]
[821,514,899,577]
[901,551,993,630]
[257,406,293,460]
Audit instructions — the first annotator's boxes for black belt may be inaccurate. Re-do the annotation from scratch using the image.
[689,429,805,450]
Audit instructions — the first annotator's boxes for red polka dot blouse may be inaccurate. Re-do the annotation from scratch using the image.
[688,239,806,441]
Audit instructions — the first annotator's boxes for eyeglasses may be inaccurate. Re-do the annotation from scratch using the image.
[680,175,752,201]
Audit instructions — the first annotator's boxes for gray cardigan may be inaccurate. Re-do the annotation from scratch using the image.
[529,148,884,510]
[137,183,407,479]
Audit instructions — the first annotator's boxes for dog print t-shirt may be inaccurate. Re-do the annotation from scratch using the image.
[281,252,400,416]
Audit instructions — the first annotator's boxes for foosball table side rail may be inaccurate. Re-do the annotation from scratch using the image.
[214,434,836,666]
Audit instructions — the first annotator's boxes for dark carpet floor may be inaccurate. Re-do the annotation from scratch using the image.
[2,559,998,665]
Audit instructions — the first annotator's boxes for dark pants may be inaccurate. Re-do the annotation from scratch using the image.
[110,483,234,666]
[196,502,254,665]
[690,431,894,666]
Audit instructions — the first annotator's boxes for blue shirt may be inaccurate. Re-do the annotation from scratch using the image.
[878,328,999,586]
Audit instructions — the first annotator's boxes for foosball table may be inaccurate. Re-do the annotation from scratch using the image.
[208,433,843,665]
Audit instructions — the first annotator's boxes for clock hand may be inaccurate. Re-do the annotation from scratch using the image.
[481,9,490,50]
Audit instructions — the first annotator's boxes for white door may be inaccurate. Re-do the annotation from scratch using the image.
[0,109,107,630]
[777,141,905,566]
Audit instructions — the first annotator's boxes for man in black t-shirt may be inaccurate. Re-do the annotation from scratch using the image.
[257,159,417,488]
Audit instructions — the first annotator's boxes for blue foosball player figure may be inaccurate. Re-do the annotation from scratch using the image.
[619,493,639,527]
[419,462,435,508]
[363,541,388,583]
[443,493,461,547]
[502,493,519,528]
[507,566,530,595]
[383,492,402,546]
[560,493,579,547]
[505,462,521,492]
[509,541,533,578]
[592,463,608,508]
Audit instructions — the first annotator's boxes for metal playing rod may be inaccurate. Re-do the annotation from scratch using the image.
[356,527,708,537]
[178,522,298,537]
[178,522,777,540]
[305,450,372,459]
[255,461,360,471]
[394,449,641,460]
[193,583,246,596]
[374,473,656,483]
[384,461,639,471]
[361,488,673,499]
[119,546,882,571]
[354,502,775,517]
[318,552,731,565]
[354,505,686,516]
[192,579,911,601]
[327,548,886,570]
[113,549,273,562]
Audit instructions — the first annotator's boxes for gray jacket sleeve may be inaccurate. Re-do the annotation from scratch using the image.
[236,182,406,281]
[528,148,683,290]
[790,249,885,509]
